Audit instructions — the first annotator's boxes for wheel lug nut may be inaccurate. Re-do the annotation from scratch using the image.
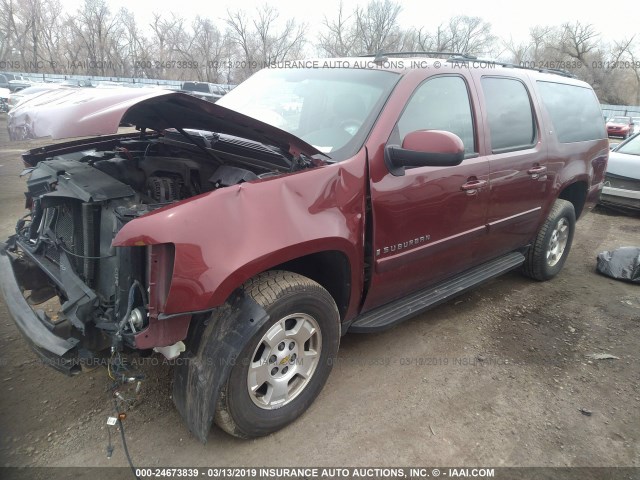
[282,366,288,374]
[269,355,277,363]
[278,342,285,351]
[291,354,296,362]
[271,367,278,375]
[289,342,295,350]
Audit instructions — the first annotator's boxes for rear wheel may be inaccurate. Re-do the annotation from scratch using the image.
[523,199,576,281]
[214,271,340,438]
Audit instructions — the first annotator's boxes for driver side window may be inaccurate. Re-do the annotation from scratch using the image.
[397,76,476,154]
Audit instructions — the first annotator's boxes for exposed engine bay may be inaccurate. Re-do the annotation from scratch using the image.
[7,129,316,368]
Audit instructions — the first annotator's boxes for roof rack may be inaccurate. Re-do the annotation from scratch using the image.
[447,55,575,78]
[359,51,575,78]
[360,51,476,63]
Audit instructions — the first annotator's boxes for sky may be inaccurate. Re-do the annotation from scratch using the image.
[59,0,634,48]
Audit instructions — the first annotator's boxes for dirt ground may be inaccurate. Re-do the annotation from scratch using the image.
[0,114,638,470]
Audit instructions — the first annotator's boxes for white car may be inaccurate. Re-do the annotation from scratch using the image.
[0,87,9,112]
[632,117,640,134]
[600,132,640,211]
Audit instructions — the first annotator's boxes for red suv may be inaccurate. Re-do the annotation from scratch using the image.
[1,55,608,441]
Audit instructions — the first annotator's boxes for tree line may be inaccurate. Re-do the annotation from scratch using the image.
[0,0,638,104]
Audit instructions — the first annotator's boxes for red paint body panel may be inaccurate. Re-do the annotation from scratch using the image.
[113,154,367,320]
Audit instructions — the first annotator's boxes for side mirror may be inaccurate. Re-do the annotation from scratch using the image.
[385,130,465,176]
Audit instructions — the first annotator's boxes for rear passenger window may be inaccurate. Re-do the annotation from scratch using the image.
[482,77,536,152]
[397,76,476,154]
[536,81,606,143]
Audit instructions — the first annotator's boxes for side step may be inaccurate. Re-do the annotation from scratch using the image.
[349,251,525,333]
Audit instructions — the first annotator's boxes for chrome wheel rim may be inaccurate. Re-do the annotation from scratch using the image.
[546,217,569,267]
[247,313,322,409]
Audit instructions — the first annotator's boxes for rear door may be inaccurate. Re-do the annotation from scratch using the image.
[363,74,490,311]
[476,75,548,255]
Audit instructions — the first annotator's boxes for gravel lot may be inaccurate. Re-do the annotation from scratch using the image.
[0,115,638,471]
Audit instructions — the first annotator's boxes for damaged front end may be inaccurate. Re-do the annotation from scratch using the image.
[1,140,184,373]
[1,90,324,374]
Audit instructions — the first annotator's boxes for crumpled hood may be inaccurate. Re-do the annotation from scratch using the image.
[7,87,322,157]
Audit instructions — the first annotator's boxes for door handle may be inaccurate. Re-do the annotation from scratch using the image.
[527,166,547,179]
[460,179,487,195]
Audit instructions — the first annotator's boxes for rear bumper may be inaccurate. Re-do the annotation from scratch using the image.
[0,241,80,374]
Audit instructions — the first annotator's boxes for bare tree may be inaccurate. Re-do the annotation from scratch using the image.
[318,0,404,56]
[560,22,599,62]
[318,2,358,57]
[226,4,306,81]
[354,0,403,54]
[70,0,124,75]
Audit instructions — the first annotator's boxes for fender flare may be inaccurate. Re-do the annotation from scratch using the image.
[172,289,270,443]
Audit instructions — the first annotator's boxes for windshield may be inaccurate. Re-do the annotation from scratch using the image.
[217,67,399,161]
[617,134,640,156]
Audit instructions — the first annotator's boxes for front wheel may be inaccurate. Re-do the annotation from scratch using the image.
[523,199,576,281]
[215,271,340,438]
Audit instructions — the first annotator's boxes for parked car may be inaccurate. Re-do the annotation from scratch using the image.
[0,56,608,442]
[600,132,640,211]
[0,72,29,90]
[0,87,9,113]
[8,77,34,92]
[632,117,640,134]
[60,79,94,88]
[7,83,71,111]
[181,81,225,102]
[606,116,635,139]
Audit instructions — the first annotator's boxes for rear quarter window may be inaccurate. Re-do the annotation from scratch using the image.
[536,81,606,143]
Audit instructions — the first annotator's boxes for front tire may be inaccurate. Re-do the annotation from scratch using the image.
[215,271,340,438]
[523,199,576,281]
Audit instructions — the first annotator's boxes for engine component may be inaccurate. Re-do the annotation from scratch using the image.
[146,176,178,202]
[208,165,258,188]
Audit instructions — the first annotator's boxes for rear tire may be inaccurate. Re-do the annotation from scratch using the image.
[215,271,340,438]
[523,199,576,281]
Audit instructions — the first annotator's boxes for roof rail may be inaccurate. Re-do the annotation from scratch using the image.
[447,55,575,78]
[360,51,476,64]
[359,51,576,78]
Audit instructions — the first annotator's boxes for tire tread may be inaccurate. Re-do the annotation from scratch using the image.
[523,199,575,281]
[214,270,338,438]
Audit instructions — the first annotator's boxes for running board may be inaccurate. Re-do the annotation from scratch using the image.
[349,251,525,333]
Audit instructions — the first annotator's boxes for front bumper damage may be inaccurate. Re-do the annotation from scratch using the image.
[0,241,80,374]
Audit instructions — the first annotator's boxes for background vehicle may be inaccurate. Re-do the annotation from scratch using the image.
[0,56,608,442]
[0,72,31,91]
[7,83,71,110]
[632,116,640,134]
[606,116,634,138]
[0,87,9,112]
[181,81,225,102]
[60,79,94,88]
[600,132,640,211]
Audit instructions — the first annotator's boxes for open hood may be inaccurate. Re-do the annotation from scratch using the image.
[7,87,323,158]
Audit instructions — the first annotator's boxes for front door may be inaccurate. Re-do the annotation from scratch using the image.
[363,74,490,311]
